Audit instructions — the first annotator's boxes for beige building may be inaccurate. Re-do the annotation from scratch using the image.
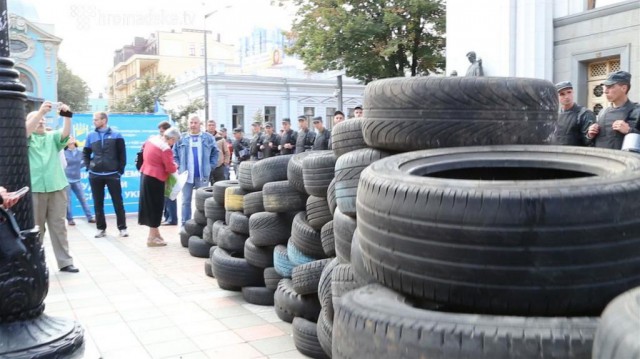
[107,29,237,106]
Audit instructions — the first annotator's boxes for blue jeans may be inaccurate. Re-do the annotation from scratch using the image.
[181,178,208,225]
[67,181,93,220]
[223,164,230,180]
[163,197,177,224]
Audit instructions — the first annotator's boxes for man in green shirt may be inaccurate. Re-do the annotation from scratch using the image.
[25,101,78,273]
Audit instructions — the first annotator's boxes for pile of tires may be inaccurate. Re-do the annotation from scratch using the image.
[183,186,215,260]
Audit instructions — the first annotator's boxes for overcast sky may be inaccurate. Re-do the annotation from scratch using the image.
[21,0,295,96]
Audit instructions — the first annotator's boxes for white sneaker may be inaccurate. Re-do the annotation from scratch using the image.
[94,230,106,238]
[119,229,129,237]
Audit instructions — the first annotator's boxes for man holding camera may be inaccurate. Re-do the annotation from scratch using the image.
[26,101,78,273]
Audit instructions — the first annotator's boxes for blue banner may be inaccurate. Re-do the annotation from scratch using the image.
[66,114,171,218]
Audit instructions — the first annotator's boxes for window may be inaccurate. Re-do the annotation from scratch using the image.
[264,106,276,125]
[304,107,315,121]
[326,107,336,128]
[232,106,244,130]
[19,72,34,93]
[189,43,196,56]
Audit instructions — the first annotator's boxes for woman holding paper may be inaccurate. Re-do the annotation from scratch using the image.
[138,127,180,247]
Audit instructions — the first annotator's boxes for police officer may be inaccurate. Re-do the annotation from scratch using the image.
[553,81,595,146]
[278,118,298,155]
[249,121,263,160]
[312,116,331,150]
[588,71,640,149]
[232,127,250,164]
[295,115,316,154]
[259,122,280,158]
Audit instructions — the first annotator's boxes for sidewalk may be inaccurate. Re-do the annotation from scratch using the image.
[43,214,307,359]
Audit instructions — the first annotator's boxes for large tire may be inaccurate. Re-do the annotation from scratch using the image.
[210,220,225,245]
[320,220,335,257]
[319,258,340,320]
[262,180,308,213]
[306,196,332,231]
[274,244,295,278]
[252,155,293,190]
[327,178,337,216]
[350,231,376,286]
[211,247,265,291]
[188,236,213,258]
[331,264,360,310]
[237,161,257,191]
[224,186,247,211]
[333,208,356,264]
[244,237,274,268]
[204,259,214,278]
[331,119,367,159]
[243,191,265,216]
[292,258,332,295]
[593,287,640,359]
[292,317,331,359]
[228,211,250,235]
[333,284,598,359]
[179,227,189,248]
[212,180,239,204]
[202,224,213,244]
[264,267,283,290]
[274,279,321,323]
[288,241,319,266]
[357,145,640,316]
[334,148,391,217]
[183,219,204,237]
[195,186,215,212]
[361,76,558,152]
[193,209,207,226]
[241,286,275,306]
[302,151,336,197]
[204,197,226,221]
[216,225,248,255]
[249,212,293,246]
[288,151,315,194]
[290,212,325,259]
[317,308,333,358]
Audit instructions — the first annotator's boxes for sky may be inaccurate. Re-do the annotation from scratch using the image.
[17,0,296,96]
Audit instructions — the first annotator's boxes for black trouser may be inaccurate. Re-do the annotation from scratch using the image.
[89,174,127,231]
[209,165,226,185]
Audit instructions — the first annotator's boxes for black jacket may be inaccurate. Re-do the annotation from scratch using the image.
[233,137,251,163]
[312,128,331,151]
[250,132,263,160]
[295,129,316,154]
[279,129,298,155]
[83,127,126,176]
[592,100,640,149]
[553,104,595,146]
[259,133,280,158]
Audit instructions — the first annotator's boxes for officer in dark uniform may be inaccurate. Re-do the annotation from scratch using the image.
[278,118,298,155]
[588,71,640,149]
[553,81,595,146]
[249,121,263,160]
[294,115,316,154]
[232,127,251,164]
[259,122,280,158]
[312,116,331,150]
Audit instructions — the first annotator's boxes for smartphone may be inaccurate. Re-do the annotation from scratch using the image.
[50,102,59,113]
[8,186,29,199]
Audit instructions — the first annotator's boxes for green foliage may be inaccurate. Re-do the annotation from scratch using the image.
[287,0,446,83]
[111,73,176,113]
[253,109,264,123]
[57,60,90,111]
[167,98,205,132]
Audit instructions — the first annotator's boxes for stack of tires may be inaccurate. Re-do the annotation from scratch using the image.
[183,186,215,260]
[328,77,636,358]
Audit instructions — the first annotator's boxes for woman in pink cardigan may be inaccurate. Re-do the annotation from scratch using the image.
[138,127,180,247]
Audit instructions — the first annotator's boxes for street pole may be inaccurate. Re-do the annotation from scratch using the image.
[337,75,343,112]
[203,24,209,120]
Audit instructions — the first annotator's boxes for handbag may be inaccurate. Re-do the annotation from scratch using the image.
[135,144,145,171]
[0,206,27,261]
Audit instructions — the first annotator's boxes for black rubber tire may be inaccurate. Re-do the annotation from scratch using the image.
[593,287,640,359]
[292,258,332,295]
[193,209,207,226]
[238,161,257,191]
[274,279,321,323]
[184,219,204,237]
[320,220,335,258]
[288,151,315,194]
[228,212,250,235]
[333,284,598,359]
[317,308,333,358]
[274,244,295,278]
[288,241,318,266]
[306,196,332,231]
[331,264,359,310]
[290,212,326,259]
[204,197,226,221]
[195,186,215,212]
[293,317,331,359]
[262,180,308,213]
[204,259,214,278]
[350,231,376,286]
[327,178,337,216]
[241,286,275,306]
[302,151,336,197]
[252,155,293,190]
[319,258,340,320]
[357,145,640,316]
[203,224,213,244]
[334,148,391,218]
[243,191,265,216]
[333,208,356,264]
[179,227,189,248]
[212,180,239,204]
[185,238,207,258]
[331,119,367,159]
[216,225,248,256]
[249,212,293,246]
[264,267,283,290]
[224,186,247,211]
[224,210,235,225]
[210,220,225,245]
[211,247,265,291]
[361,76,558,152]
[244,237,275,268]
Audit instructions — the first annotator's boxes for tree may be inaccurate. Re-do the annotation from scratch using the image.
[167,98,205,132]
[286,0,446,83]
[111,73,176,113]
[57,60,90,111]
[253,109,264,123]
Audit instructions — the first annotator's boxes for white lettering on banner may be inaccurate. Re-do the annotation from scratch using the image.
[124,191,140,199]
[121,181,128,188]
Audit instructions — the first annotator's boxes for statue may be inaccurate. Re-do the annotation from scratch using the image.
[465,51,484,77]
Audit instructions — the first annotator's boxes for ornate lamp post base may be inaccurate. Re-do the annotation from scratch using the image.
[0,315,84,358]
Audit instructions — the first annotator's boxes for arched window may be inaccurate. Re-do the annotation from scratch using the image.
[19,72,34,93]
